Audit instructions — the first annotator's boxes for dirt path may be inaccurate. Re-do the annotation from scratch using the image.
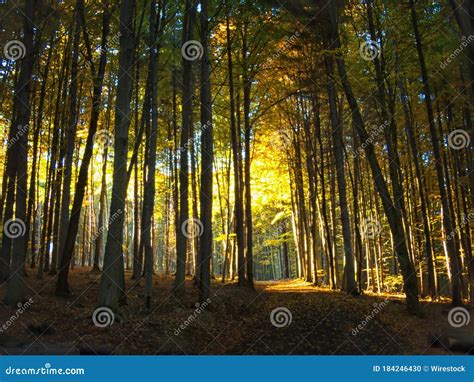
[226,281,409,354]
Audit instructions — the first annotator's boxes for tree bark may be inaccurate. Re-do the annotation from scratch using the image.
[323,37,358,295]
[97,0,135,312]
[173,0,197,293]
[3,0,39,305]
[198,0,213,301]
[226,15,246,286]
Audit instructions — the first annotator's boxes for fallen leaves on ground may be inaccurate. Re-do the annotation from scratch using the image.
[0,268,470,355]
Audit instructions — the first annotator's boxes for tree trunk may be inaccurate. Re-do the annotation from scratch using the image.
[198,0,213,301]
[3,0,38,306]
[97,0,135,312]
[323,38,358,295]
[142,0,162,310]
[226,15,246,286]
[173,0,197,293]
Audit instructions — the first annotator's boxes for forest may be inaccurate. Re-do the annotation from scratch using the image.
[0,0,473,355]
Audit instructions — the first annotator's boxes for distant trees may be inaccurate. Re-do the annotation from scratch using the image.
[409,0,462,306]
[56,0,112,295]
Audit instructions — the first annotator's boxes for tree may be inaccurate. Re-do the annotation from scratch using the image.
[173,0,198,293]
[322,28,357,295]
[226,14,247,287]
[198,0,214,301]
[97,0,136,312]
[142,0,165,309]
[3,0,40,305]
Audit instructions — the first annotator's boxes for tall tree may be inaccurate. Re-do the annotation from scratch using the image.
[173,0,197,293]
[322,31,357,295]
[226,14,246,286]
[198,0,214,301]
[97,0,136,312]
[142,0,165,309]
[3,0,40,305]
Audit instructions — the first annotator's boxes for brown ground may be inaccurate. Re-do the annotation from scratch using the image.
[0,267,471,355]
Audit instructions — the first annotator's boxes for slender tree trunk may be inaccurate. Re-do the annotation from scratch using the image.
[174,0,197,293]
[226,15,246,286]
[97,0,135,312]
[56,0,83,279]
[242,22,254,289]
[323,44,358,295]
[198,0,213,301]
[142,0,163,310]
[26,36,53,269]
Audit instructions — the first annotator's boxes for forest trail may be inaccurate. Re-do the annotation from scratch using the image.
[0,270,469,355]
[226,280,445,355]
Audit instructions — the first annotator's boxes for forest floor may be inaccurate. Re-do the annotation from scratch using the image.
[0,267,472,355]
